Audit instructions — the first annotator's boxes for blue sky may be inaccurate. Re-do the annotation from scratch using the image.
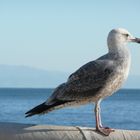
[0,0,140,75]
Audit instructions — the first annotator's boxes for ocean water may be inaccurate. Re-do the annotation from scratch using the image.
[0,88,140,130]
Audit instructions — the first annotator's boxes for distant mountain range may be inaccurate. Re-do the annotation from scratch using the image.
[0,65,69,88]
[0,65,139,88]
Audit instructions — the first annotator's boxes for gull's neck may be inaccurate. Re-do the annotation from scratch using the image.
[108,44,131,60]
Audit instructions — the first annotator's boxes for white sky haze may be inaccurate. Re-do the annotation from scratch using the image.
[0,0,140,75]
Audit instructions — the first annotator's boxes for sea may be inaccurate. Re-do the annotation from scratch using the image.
[0,88,140,130]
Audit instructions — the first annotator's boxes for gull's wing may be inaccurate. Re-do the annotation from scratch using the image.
[25,57,115,117]
[47,58,115,103]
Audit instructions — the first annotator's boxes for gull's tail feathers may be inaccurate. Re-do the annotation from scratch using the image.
[25,100,68,117]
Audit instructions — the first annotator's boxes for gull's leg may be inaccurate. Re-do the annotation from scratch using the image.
[95,100,102,127]
[94,99,115,136]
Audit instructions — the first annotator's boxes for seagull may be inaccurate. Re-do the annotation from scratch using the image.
[25,28,140,136]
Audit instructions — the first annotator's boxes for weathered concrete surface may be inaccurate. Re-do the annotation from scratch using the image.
[0,122,140,140]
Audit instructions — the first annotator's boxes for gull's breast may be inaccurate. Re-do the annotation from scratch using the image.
[104,55,131,97]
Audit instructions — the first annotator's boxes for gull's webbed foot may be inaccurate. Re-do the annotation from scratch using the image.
[96,126,115,136]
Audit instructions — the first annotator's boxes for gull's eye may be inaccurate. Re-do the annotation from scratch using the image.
[125,34,129,37]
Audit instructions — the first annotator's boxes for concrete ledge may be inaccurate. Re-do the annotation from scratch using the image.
[0,122,140,140]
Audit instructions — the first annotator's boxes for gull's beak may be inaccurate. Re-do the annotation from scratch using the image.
[130,37,140,43]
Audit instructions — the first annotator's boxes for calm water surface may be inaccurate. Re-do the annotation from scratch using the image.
[0,88,140,130]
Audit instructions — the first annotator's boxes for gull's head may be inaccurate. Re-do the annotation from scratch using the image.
[107,28,140,52]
